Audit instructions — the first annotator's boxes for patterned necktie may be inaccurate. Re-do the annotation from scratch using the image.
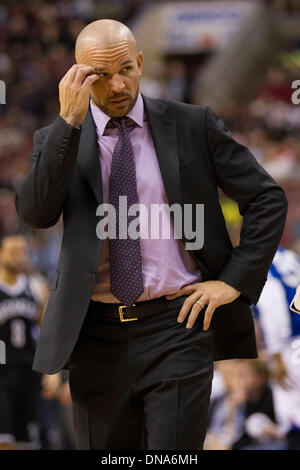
[108,117,144,305]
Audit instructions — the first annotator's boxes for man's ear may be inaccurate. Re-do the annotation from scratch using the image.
[137,51,143,75]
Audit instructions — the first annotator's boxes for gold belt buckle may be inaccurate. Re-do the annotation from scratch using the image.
[118,305,138,322]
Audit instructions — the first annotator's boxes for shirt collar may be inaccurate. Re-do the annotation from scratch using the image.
[90,92,144,136]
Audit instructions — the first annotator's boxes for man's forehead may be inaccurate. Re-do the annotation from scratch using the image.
[77,39,136,62]
[94,58,135,72]
[80,48,137,69]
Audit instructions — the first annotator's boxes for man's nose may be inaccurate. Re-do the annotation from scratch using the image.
[110,75,126,93]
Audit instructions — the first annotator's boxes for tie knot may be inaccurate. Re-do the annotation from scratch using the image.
[112,117,126,131]
[107,116,135,132]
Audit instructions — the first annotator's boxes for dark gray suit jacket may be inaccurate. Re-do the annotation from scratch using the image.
[15,95,288,374]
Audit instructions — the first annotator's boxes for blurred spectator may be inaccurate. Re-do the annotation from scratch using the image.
[256,67,292,103]
[204,360,247,450]
[140,61,167,99]
[231,360,286,450]
[0,233,49,449]
[40,370,76,449]
[164,59,189,102]
[206,359,286,450]
[253,247,300,450]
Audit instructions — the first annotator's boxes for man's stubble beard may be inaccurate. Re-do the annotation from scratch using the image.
[90,79,140,118]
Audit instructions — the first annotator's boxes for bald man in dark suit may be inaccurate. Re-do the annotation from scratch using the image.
[15,19,288,450]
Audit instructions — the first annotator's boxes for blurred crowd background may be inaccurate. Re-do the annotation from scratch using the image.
[0,0,300,450]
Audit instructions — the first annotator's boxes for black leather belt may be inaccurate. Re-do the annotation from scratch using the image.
[89,295,189,322]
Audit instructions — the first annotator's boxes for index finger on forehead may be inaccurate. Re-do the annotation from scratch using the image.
[65,64,96,82]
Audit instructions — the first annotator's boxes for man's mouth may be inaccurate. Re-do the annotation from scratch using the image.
[110,97,129,104]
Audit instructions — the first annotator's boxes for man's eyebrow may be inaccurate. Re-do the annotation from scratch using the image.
[95,67,108,73]
[120,60,134,66]
[95,60,134,73]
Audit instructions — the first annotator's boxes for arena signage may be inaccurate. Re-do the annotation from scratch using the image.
[161,1,254,53]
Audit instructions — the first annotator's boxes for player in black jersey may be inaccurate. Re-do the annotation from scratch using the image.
[0,234,48,449]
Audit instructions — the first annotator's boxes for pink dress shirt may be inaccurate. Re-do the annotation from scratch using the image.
[91,93,201,303]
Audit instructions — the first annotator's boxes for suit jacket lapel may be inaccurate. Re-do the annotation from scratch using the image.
[77,104,103,206]
[142,95,209,276]
[142,94,182,209]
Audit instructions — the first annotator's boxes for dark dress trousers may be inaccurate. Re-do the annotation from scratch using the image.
[15,95,287,376]
[69,296,215,449]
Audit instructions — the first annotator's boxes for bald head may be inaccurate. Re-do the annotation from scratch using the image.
[74,19,143,118]
[75,19,137,63]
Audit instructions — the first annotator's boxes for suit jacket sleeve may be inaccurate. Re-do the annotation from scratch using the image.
[204,106,288,304]
[15,115,82,228]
